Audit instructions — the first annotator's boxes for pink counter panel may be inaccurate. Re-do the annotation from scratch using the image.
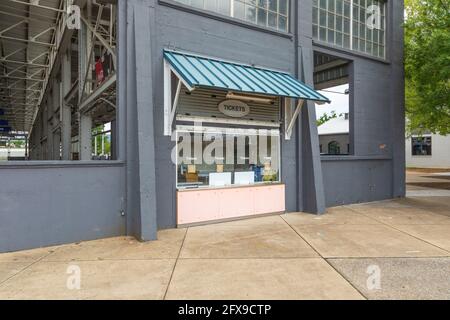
[177,184,286,225]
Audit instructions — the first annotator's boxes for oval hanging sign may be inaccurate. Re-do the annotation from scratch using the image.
[218,100,250,118]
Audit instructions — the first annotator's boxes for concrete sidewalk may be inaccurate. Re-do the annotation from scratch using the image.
[1,174,449,300]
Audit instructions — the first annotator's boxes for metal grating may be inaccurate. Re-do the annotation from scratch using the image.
[0,0,63,133]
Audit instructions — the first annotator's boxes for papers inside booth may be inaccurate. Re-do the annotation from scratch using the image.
[176,126,281,189]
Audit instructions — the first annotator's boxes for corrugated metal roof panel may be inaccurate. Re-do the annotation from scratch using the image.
[164,50,331,103]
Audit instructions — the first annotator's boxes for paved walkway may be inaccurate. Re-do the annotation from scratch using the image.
[0,173,449,300]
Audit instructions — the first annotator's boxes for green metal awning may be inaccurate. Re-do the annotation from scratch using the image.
[163,50,330,103]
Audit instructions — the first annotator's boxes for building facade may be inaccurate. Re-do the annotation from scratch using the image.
[406,134,450,169]
[318,113,350,155]
[0,0,405,253]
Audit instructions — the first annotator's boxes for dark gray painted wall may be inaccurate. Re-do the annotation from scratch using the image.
[0,0,404,253]
[152,0,301,228]
[321,158,393,207]
[314,0,405,207]
[119,0,404,232]
[0,162,126,253]
[119,0,158,241]
[148,0,403,226]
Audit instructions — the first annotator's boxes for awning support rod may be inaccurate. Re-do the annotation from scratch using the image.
[285,99,304,140]
[169,80,182,134]
[164,58,194,136]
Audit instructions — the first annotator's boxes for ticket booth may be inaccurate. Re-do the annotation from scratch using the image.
[163,50,329,226]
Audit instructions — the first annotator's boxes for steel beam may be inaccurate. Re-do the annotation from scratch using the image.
[0,59,48,68]
[80,16,116,67]
[0,75,44,82]
[0,35,55,47]
[61,48,71,160]
[4,0,65,13]
[0,20,27,36]
[29,0,74,138]
[78,73,116,113]
[0,87,41,92]
[46,101,54,159]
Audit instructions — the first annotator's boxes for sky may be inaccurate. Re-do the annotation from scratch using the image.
[315,84,349,119]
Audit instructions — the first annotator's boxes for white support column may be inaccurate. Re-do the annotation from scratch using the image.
[78,8,92,161]
[78,10,87,99]
[94,133,98,156]
[61,49,72,160]
[101,133,105,155]
[79,113,92,160]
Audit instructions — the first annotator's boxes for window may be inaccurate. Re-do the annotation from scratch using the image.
[313,0,386,58]
[173,0,289,32]
[412,137,432,156]
[1,2,118,162]
[92,123,113,160]
[328,141,341,155]
[176,127,280,189]
[315,52,352,157]
[0,133,26,161]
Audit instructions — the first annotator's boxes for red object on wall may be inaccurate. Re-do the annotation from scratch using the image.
[95,59,104,84]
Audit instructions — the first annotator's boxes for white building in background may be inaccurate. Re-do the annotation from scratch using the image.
[318,113,350,155]
[0,148,26,161]
[316,84,350,155]
[406,134,450,169]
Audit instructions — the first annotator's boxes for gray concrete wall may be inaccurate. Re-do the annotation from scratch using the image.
[321,157,393,207]
[152,0,301,228]
[0,0,404,252]
[121,0,404,230]
[314,0,405,206]
[319,134,350,155]
[0,162,126,252]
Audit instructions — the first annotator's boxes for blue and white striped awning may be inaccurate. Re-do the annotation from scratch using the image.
[163,50,330,103]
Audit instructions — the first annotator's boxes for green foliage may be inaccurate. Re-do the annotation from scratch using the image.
[405,0,450,135]
[9,140,25,148]
[91,124,111,156]
[317,111,342,126]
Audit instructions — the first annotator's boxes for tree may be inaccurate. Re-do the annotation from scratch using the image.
[404,0,450,135]
[10,139,25,148]
[91,124,111,157]
[317,111,342,126]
